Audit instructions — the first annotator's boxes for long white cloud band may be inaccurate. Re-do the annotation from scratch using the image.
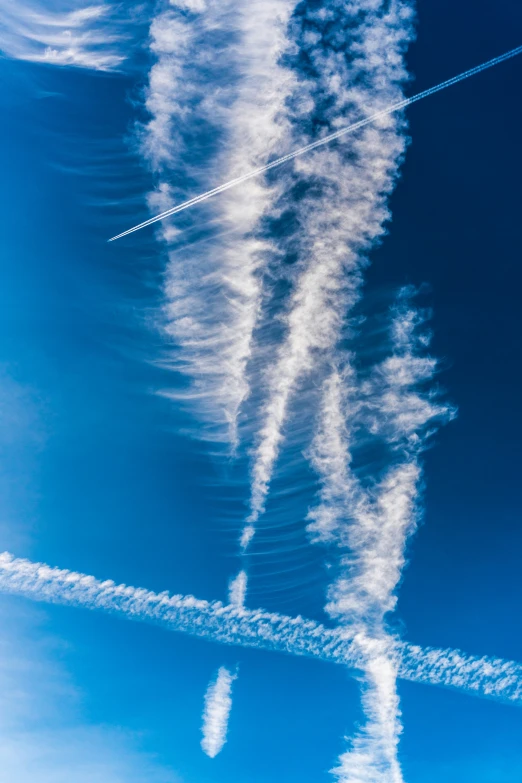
[0,552,520,705]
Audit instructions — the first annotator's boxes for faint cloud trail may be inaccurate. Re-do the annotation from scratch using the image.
[0,551,521,707]
[109,43,522,242]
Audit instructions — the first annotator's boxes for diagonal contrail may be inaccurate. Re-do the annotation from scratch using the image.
[109,44,522,242]
[1,551,521,706]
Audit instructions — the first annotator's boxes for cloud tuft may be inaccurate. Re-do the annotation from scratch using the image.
[201,666,237,758]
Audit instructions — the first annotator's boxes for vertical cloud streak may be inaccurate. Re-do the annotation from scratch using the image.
[333,641,403,783]
[201,666,237,758]
[140,0,299,446]
[308,291,454,781]
[228,570,248,609]
[242,0,415,544]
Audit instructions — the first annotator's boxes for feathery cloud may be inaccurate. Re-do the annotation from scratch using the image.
[306,292,455,781]
[139,0,298,445]
[306,364,362,545]
[228,570,247,608]
[242,0,415,545]
[332,639,403,783]
[0,0,128,71]
[110,43,522,240]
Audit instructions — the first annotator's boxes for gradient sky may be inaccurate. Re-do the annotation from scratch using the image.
[1,0,521,781]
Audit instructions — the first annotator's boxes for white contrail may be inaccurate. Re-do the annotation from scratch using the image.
[324,305,455,628]
[109,43,522,242]
[241,0,416,545]
[307,294,455,782]
[332,640,404,783]
[0,551,521,706]
[201,666,237,758]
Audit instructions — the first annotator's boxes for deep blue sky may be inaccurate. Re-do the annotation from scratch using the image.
[0,0,521,780]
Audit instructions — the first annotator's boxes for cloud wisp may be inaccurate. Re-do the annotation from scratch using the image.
[109,43,522,241]
[241,0,415,549]
[228,570,248,609]
[0,0,129,71]
[332,641,404,783]
[138,0,298,445]
[321,296,455,629]
[306,293,455,782]
[201,666,237,758]
[307,369,407,782]
[0,551,521,707]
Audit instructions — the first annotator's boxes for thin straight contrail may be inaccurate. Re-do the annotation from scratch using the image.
[109,44,522,242]
[1,551,522,706]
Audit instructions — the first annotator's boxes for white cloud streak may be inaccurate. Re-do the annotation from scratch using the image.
[0,0,128,71]
[332,640,403,783]
[228,570,247,609]
[109,43,522,240]
[0,551,520,706]
[307,293,455,782]
[139,0,298,445]
[306,364,362,546]
[311,338,453,627]
[201,666,237,758]
[242,0,415,544]
[309,375,415,782]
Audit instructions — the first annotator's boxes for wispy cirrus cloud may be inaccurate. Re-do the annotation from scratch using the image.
[201,666,237,758]
[0,0,129,71]
[241,0,415,547]
[2,0,519,772]
[140,0,298,446]
[307,291,455,782]
[322,315,455,631]
[332,640,403,783]
[306,364,361,546]
[110,45,522,241]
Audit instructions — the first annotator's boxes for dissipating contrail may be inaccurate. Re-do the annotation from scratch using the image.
[108,44,522,242]
[1,551,522,706]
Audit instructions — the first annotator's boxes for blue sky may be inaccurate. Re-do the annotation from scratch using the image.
[0,0,521,781]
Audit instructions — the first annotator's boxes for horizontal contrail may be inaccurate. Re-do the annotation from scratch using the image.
[0,551,521,705]
[109,44,522,242]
